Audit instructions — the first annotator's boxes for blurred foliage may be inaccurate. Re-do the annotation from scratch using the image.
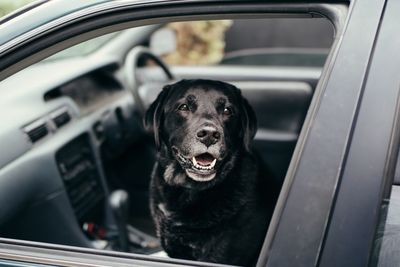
[0,0,36,17]
[162,20,232,65]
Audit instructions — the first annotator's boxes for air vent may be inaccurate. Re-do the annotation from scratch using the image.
[24,120,49,143]
[52,109,71,128]
[50,107,71,128]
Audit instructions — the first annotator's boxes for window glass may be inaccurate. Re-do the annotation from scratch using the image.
[159,18,333,67]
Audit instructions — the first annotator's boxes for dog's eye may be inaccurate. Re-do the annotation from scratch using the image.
[223,107,232,116]
[178,104,189,111]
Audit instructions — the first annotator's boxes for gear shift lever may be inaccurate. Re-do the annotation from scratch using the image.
[109,189,130,252]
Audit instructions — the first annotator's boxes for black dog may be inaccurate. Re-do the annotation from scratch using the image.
[145,79,278,266]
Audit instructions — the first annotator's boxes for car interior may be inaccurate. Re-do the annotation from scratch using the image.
[0,17,334,260]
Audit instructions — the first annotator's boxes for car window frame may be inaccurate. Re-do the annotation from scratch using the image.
[317,0,400,266]
[259,0,388,266]
[0,1,364,266]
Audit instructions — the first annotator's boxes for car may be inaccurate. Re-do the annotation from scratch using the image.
[0,0,398,266]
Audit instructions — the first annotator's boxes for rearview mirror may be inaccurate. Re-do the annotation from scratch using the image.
[150,28,177,56]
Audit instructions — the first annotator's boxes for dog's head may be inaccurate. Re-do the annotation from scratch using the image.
[145,79,257,188]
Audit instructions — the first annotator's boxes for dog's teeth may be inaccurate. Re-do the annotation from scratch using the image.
[191,157,217,170]
[210,159,216,168]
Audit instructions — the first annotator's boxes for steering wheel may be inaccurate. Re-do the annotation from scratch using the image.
[124,46,174,116]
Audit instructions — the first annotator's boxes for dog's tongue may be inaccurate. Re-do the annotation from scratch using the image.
[195,153,215,166]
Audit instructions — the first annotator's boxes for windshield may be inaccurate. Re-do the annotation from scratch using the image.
[0,0,34,17]
[1,0,119,61]
[43,32,120,61]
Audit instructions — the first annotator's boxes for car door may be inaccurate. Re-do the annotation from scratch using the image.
[317,0,400,266]
[0,0,391,267]
[260,0,392,266]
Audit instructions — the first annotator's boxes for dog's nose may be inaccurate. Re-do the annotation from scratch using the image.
[196,126,221,147]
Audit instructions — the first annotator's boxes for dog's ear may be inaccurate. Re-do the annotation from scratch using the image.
[239,94,257,152]
[144,85,172,150]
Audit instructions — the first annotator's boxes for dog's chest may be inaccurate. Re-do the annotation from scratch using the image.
[155,201,220,229]
[155,202,225,259]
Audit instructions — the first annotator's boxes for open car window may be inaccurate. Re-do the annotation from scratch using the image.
[155,18,333,67]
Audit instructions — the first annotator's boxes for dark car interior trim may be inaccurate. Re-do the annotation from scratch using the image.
[260,0,386,266]
[318,0,400,266]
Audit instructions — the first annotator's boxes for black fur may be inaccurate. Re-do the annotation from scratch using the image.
[145,79,278,266]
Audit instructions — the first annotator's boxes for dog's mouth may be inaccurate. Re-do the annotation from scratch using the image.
[173,148,218,182]
[192,153,217,170]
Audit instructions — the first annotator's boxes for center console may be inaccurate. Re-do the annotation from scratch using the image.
[55,133,160,253]
[56,134,105,224]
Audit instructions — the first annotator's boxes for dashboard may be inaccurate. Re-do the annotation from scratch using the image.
[44,64,125,114]
[0,55,142,248]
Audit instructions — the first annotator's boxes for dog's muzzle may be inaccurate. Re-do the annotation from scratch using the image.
[173,147,218,182]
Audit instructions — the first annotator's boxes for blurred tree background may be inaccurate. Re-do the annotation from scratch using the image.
[0,0,36,17]
[162,20,232,65]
